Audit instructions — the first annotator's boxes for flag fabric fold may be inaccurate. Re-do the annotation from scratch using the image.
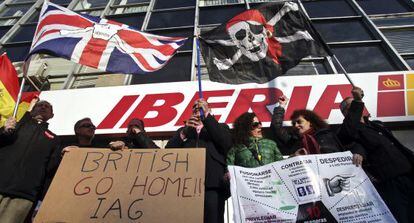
[27,1,187,75]
[0,53,19,126]
[0,54,39,126]
[199,1,328,84]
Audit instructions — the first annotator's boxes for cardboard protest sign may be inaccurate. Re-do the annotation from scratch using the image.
[229,151,396,223]
[34,148,205,223]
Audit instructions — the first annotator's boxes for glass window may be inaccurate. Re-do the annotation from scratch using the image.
[106,13,146,29]
[9,0,36,3]
[131,53,192,84]
[25,10,39,23]
[313,19,375,42]
[147,9,195,29]
[7,24,36,42]
[153,0,196,10]
[303,0,356,18]
[356,0,413,15]
[9,0,36,4]
[199,0,243,7]
[48,74,67,90]
[71,74,100,89]
[114,0,150,5]
[373,16,414,27]
[285,60,330,75]
[199,5,246,25]
[109,5,148,14]
[381,29,414,54]
[0,44,31,62]
[405,57,414,69]
[0,25,11,39]
[332,44,398,73]
[150,28,194,51]
[0,5,30,17]
[50,0,72,5]
[74,0,108,10]
[0,18,19,26]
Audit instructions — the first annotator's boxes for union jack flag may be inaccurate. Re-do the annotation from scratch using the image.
[27,1,187,74]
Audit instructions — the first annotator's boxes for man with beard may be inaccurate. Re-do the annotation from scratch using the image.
[0,100,61,223]
[166,98,232,223]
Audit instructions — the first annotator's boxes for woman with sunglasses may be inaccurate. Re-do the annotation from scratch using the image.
[271,96,343,156]
[227,112,283,168]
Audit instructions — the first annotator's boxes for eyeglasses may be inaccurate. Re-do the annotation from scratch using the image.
[251,121,262,129]
[78,123,96,129]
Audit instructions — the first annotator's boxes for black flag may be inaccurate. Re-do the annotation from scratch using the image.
[199,1,329,84]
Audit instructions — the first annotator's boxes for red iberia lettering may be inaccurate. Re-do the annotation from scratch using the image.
[97,95,139,129]
[226,88,283,123]
[313,85,352,119]
[285,86,311,120]
[122,93,184,127]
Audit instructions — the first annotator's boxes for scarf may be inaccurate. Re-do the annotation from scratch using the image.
[301,129,321,154]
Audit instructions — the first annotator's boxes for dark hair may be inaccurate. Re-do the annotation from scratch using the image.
[74,118,92,133]
[233,112,256,146]
[33,100,53,113]
[290,109,328,131]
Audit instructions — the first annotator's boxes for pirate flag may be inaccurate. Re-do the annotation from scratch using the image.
[199,1,329,84]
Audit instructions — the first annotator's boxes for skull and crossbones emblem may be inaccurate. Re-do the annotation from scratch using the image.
[227,19,270,62]
[207,2,314,70]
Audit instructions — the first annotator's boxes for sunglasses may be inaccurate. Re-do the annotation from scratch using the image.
[79,123,96,129]
[251,121,262,129]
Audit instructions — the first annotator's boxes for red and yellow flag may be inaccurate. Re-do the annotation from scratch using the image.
[0,53,19,126]
[0,53,39,126]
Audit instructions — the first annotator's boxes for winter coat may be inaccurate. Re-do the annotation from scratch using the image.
[271,106,342,155]
[337,100,413,182]
[227,137,283,168]
[0,113,61,202]
[166,114,232,190]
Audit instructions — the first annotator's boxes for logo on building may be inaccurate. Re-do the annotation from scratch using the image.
[382,78,401,88]
[377,74,414,117]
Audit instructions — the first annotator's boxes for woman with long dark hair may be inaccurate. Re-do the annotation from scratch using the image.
[227,112,283,167]
[271,95,343,156]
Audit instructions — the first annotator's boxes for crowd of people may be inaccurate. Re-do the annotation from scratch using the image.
[0,87,413,223]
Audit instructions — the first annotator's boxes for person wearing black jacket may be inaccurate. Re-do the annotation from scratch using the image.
[166,98,232,223]
[271,95,342,156]
[0,100,61,223]
[338,87,414,223]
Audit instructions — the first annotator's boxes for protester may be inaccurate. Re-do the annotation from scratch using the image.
[125,118,159,148]
[271,95,342,156]
[72,117,102,147]
[338,87,414,223]
[0,100,61,223]
[166,98,232,223]
[62,117,126,154]
[227,112,283,167]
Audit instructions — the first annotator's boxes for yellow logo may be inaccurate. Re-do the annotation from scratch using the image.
[382,78,401,88]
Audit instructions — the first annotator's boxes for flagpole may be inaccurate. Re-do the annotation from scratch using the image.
[195,36,206,118]
[297,0,355,87]
[12,77,25,118]
[13,56,31,117]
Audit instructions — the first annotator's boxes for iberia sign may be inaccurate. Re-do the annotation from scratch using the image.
[40,71,414,135]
